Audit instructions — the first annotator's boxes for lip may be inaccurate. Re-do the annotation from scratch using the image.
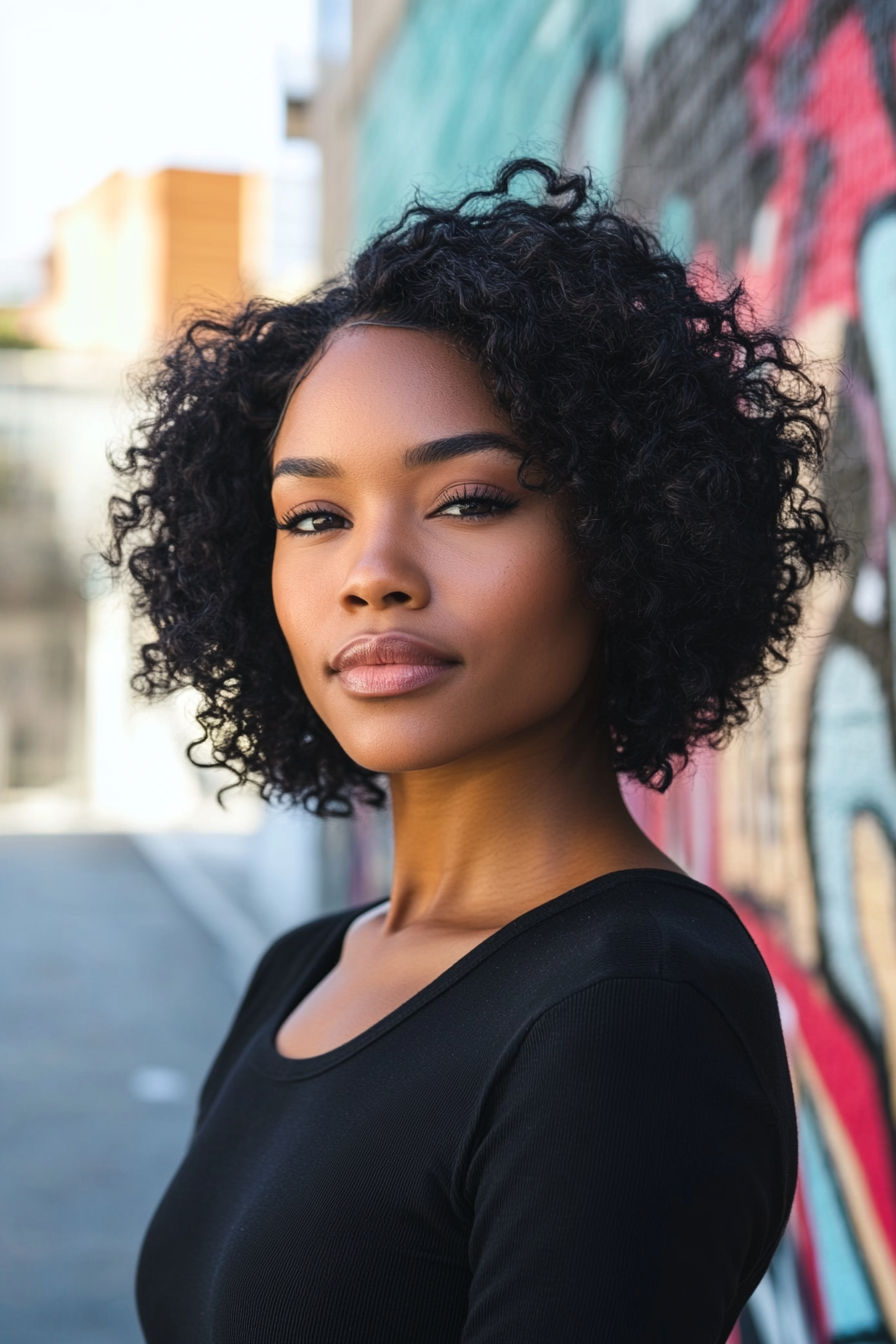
[330,633,460,697]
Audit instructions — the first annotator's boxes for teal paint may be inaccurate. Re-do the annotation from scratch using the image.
[812,209,896,1040]
[859,209,896,479]
[798,1098,883,1336]
[574,68,626,189]
[808,644,895,1032]
[356,0,623,244]
[659,192,694,261]
[746,1232,813,1344]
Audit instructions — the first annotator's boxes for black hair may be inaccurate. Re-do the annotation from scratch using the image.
[106,157,842,814]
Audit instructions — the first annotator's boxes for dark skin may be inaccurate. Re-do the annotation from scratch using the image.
[271,326,677,1059]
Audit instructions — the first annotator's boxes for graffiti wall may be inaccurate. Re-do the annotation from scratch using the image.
[354,0,896,1338]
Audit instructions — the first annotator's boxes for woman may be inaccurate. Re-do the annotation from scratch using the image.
[111,160,839,1342]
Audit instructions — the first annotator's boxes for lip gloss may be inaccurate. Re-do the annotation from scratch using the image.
[338,662,454,696]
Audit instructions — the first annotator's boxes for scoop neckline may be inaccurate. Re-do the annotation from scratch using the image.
[255,866,723,1081]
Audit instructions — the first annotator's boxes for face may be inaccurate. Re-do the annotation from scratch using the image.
[271,325,599,775]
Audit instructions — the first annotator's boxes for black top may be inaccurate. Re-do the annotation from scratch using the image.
[137,870,796,1344]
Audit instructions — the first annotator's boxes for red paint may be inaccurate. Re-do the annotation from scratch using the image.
[621,749,718,889]
[747,9,896,322]
[736,902,896,1260]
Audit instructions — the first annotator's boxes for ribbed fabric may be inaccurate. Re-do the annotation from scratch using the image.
[136,870,796,1344]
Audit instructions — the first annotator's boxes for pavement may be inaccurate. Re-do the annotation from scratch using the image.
[0,834,240,1344]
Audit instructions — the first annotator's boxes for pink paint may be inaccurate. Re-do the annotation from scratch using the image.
[621,749,718,889]
[737,903,896,1260]
[746,8,896,323]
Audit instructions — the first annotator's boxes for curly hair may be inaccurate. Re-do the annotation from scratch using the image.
[106,157,841,814]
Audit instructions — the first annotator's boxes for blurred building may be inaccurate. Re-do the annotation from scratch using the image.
[0,161,262,828]
[0,147,374,939]
[0,410,83,790]
[0,350,121,808]
[303,2,896,1341]
[26,164,319,357]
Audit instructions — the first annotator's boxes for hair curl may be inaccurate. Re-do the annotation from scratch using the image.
[106,158,842,813]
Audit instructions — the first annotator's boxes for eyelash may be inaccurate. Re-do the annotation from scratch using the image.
[434,484,519,520]
[276,506,349,535]
[276,486,518,535]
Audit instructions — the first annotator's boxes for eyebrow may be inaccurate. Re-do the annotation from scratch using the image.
[403,431,521,469]
[271,432,521,482]
[272,456,340,480]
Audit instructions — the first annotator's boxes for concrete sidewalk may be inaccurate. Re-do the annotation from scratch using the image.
[0,834,238,1344]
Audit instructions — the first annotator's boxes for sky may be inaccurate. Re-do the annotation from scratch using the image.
[0,0,315,302]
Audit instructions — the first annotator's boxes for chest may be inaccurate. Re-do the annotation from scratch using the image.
[137,1022,486,1344]
[275,919,498,1058]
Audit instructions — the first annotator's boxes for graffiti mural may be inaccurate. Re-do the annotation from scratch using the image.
[354,0,896,1336]
[618,2,896,1338]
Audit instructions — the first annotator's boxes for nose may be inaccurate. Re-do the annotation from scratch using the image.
[337,522,431,612]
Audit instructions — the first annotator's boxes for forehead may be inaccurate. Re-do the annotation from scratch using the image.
[272,325,507,465]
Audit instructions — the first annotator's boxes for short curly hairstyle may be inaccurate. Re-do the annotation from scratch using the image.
[107,157,841,814]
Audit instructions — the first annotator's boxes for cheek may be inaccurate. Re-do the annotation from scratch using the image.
[450,538,597,703]
[271,547,323,679]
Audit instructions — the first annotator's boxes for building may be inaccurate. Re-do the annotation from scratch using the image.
[2,166,267,821]
[303,2,896,1339]
[28,168,254,357]
[0,150,371,940]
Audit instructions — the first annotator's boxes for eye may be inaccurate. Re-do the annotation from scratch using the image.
[277,508,351,534]
[433,487,518,520]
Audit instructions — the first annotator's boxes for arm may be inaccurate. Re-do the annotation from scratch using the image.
[460,977,788,1344]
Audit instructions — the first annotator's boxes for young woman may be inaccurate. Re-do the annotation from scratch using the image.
[111,160,839,1343]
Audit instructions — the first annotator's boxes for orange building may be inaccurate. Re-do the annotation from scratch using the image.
[29,167,262,356]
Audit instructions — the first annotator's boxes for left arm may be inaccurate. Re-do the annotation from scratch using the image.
[459,977,789,1344]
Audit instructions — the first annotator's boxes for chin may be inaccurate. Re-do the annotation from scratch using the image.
[334,719,484,777]
[343,739,470,777]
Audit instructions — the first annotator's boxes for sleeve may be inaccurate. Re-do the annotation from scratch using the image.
[459,977,788,1344]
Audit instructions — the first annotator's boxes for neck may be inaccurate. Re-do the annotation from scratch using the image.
[385,698,677,934]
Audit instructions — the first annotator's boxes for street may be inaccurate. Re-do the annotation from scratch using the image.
[0,834,239,1344]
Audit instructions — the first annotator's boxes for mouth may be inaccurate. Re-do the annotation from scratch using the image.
[330,633,461,697]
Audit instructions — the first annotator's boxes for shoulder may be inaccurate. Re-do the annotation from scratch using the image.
[461,876,798,1326]
[597,872,786,1087]
[195,909,354,1124]
[538,869,782,1034]
[481,867,797,1156]
[510,870,795,1148]
[526,870,789,1166]
[243,910,354,1011]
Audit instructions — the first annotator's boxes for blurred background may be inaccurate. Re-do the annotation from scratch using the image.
[1,1,895,1341]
